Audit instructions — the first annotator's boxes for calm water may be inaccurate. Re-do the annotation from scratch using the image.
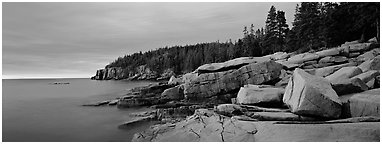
[3,78,155,142]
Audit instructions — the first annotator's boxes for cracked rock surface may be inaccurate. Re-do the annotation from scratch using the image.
[132,109,379,142]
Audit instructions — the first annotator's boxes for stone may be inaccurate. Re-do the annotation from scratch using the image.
[311,62,357,77]
[263,52,290,60]
[236,85,284,105]
[246,112,317,121]
[358,56,380,72]
[325,66,363,82]
[348,43,372,52]
[287,53,320,64]
[352,70,379,84]
[331,78,369,95]
[183,60,283,103]
[108,99,119,105]
[182,72,199,84]
[340,89,380,118]
[283,68,342,119]
[333,56,348,63]
[341,40,359,47]
[195,57,270,73]
[356,48,380,62]
[318,56,333,64]
[315,48,341,57]
[348,52,361,58]
[168,75,182,85]
[215,104,245,116]
[133,109,380,142]
[368,37,378,43]
[160,85,184,102]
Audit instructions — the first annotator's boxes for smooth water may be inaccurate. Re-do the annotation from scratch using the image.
[2,78,155,142]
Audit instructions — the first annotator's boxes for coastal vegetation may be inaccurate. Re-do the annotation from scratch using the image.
[105,2,379,76]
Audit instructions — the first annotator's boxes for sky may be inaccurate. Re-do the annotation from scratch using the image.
[3,2,298,79]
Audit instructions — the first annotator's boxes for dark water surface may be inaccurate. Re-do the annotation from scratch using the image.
[3,78,155,142]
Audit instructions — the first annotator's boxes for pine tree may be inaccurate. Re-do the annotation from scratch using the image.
[264,5,278,54]
[275,10,289,51]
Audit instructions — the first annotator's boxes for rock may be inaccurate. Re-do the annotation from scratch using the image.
[240,105,289,112]
[182,72,199,84]
[276,61,300,69]
[236,85,284,106]
[215,104,245,117]
[263,52,290,60]
[348,43,372,52]
[325,66,363,82]
[82,100,111,106]
[118,115,156,129]
[356,48,380,62]
[348,52,361,57]
[331,78,369,95]
[246,112,318,121]
[318,56,333,64]
[368,37,378,43]
[358,56,380,72]
[283,68,342,119]
[286,53,320,64]
[340,89,380,118]
[184,60,283,103]
[311,62,357,77]
[133,109,380,142]
[156,106,199,120]
[352,70,379,84]
[168,76,182,85]
[196,57,270,73]
[108,99,119,105]
[315,47,341,57]
[160,85,184,102]
[332,56,348,63]
[341,40,359,47]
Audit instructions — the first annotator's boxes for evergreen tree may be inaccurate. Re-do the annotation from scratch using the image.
[275,10,289,51]
[263,5,278,54]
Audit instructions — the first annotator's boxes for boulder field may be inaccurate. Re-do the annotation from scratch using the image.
[88,39,380,141]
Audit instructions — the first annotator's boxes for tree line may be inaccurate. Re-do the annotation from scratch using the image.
[106,2,379,75]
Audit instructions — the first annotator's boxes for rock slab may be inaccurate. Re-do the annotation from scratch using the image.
[283,68,342,119]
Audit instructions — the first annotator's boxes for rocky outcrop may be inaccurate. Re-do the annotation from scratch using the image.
[283,68,342,119]
[195,57,270,73]
[184,60,283,103]
[91,65,175,81]
[132,109,379,142]
[236,85,284,106]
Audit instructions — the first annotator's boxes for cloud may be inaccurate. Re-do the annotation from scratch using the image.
[3,2,298,78]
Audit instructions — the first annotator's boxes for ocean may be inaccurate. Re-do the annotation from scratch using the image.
[2,78,156,142]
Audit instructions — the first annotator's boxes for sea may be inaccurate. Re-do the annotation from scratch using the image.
[2,78,157,142]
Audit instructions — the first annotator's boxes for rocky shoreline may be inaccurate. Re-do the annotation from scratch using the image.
[88,38,380,141]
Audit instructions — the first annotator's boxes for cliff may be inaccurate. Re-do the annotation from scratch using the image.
[91,65,175,80]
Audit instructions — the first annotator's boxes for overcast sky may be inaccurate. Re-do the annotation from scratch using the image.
[3,2,298,79]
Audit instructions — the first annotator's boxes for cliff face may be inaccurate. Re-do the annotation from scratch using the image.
[91,65,175,80]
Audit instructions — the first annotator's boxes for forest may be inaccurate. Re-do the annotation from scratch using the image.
[106,2,379,75]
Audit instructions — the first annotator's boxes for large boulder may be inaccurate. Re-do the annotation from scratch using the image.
[340,89,380,118]
[184,60,283,103]
[236,85,284,106]
[315,47,341,57]
[283,68,342,119]
[352,70,380,88]
[195,57,270,73]
[356,48,380,62]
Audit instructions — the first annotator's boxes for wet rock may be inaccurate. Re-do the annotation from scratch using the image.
[283,68,342,119]
[236,84,284,105]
